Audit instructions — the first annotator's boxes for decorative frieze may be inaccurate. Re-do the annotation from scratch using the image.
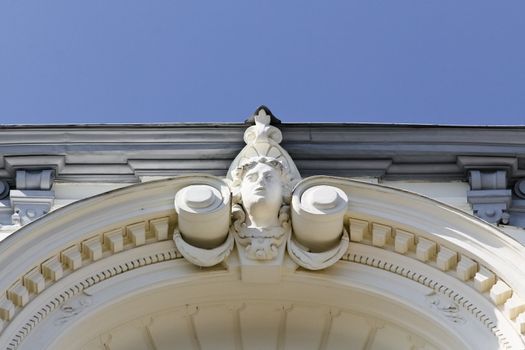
[0,215,173,342]
[1,203,524,348]
[343,216,525,341]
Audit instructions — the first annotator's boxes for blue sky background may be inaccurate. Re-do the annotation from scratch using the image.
[0,1,524,125]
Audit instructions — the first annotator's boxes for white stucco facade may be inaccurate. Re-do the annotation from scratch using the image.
[1,109,525,349]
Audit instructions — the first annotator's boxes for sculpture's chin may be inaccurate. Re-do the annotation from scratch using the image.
[245,204,280,225]
[246,196,281,210]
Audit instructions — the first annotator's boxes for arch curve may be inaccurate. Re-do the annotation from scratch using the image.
[0,177,524,349]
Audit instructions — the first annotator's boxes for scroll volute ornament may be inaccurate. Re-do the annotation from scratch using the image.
[174,184,230,248]
[173,181,234,267]
[289,182,350,270]
[291,184,348,252]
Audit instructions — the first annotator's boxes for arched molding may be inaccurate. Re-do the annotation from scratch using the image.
[0,176,525,348]
[298,176,525,295]
[23,256,474,350]
[0,175,225,344]
[2,242,181,350]
[342,244,519,348]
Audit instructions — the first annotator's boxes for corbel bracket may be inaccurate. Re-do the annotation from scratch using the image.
[467,170,511,224]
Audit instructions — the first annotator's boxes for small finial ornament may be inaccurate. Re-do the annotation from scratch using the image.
[229,106,300,186]
[255,107,271,125]
[243,107,283,145]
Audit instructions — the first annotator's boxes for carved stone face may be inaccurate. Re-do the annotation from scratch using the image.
[240,162,283,228]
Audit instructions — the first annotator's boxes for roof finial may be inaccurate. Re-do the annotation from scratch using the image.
[244,105,282,125]
[227,107,301,185]
[243,106,283,145]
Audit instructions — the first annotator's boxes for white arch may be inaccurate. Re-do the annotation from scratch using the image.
[0,177,523,349]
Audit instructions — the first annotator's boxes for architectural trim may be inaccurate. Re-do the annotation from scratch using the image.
[3,113,525,349]
[1,174,525,348]
[2,124,525,183]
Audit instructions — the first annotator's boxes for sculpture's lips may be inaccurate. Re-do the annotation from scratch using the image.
[254,187,265,194]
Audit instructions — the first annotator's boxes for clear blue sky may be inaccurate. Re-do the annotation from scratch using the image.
[0,1,524,125]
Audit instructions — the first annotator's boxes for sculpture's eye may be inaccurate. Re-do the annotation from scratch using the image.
[246,173,258,182]
[264,173,274,181]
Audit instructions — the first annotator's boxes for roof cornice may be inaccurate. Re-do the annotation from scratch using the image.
[1,124,525,183]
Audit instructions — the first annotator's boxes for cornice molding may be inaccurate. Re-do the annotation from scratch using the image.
[2,124,525,182]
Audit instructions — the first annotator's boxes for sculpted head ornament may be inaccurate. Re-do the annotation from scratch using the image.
[229,156,292,260]
[231,156,292,228]
[173,106,349,275]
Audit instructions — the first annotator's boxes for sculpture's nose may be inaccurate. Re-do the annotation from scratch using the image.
[255,176,265,186]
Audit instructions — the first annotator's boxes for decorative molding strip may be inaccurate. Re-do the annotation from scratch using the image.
[0,215,173,344]
[2,215,522,349]
[342,251,511,349]
[6,245,181,350]
[3,125,525,183]
[347,217,525,347]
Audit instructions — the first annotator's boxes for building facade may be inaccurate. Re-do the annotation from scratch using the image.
[1,108,525,349]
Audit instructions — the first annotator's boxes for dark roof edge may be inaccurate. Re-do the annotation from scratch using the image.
[1,122,525,129]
